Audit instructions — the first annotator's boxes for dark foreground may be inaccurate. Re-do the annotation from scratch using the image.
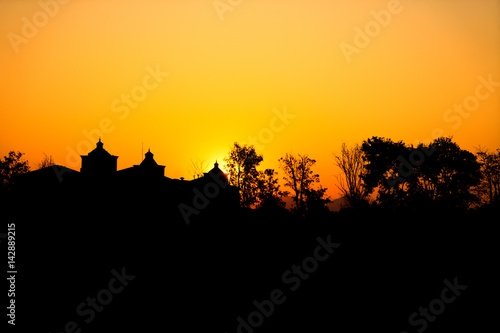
[5,186,497,333]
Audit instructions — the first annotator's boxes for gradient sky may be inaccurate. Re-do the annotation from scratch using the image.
[1,0,499,200]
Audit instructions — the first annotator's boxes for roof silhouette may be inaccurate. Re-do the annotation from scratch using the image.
[15,139,240,222]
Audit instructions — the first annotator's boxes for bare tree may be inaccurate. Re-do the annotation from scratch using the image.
[333,143,367,208]
[36,153,55,170]
[189,159,209,179]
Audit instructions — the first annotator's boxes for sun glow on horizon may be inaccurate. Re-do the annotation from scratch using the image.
[0,0,499,200]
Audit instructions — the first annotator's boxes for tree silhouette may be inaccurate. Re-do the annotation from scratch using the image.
[0,151,30,192]
[361,136,482,209]
[361,136,409,206]
[303,186,331,216]
[36,153,55,170]
[334,143,368,208]
[256,168,288,210]
[189,159,209,179]
[278,153,327,213]
[410,138,481,209]
[224,142,263,208]
[476,147,500,205]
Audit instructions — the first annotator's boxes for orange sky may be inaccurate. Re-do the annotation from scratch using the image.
[1,0,499,200]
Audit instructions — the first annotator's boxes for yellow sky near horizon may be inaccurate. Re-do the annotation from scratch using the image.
[1,0,499,200]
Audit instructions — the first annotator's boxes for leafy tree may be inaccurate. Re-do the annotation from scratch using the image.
[278,153,328,213]
[256,169,288,210]
[361,137,409,206]
[334,143,368,208]
[0,151,30,191]
[224,143,263,208]
[475,147,500,205]
[410,138,481,208]
[361,136,481,209]
[303,186,331,216]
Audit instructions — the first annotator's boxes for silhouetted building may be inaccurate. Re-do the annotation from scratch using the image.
[14,139,239,222]
[137,149,165,177]
[80,138,118,177]
[118,148,166,180]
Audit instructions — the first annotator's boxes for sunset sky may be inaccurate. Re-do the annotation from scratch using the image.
[1,0,499,200]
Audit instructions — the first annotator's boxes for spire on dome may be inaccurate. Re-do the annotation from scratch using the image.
[80,137,118,175]
[135,148,165,177]
[140,148,158,167]
[204,159,228,183]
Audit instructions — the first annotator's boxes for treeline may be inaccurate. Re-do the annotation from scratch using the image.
[221,142,330,216]
[1,136,499,214]
[217,137,499,214]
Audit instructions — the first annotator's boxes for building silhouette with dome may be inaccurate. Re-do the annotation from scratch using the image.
[80,138,118,177]
[15,139,239,223]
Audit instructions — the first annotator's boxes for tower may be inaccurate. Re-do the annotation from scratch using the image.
[80,138,118,177]
[133,149,165,178]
